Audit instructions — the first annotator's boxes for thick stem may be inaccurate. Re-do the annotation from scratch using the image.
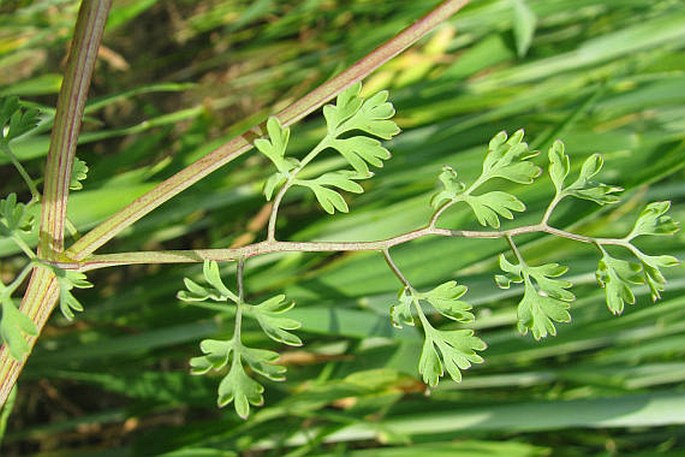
[40,0,112,255]
[0,0,112,408]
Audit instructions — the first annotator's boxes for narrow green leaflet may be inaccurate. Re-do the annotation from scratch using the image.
[247,294,302,346]
[0,193,34,238]
[547,140,570,195]
[596,252,644,315]
[419,325,486,386]
[54,270,93,320]
[69,158,89,191]
[177,260,238,303]
[627,201,680,239]
[564,154,622,205]
[463,191,526,229]
[496,254,573,340]
[295,170,365,214]
[0,96,41,142]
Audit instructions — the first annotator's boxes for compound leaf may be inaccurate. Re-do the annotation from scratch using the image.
[481,129,541,184]
[565,154,622,205]
[69,158,89,191]
[55,270,93,321]
[328,136,391,175]
[177,260,238,304]
[248,295,302,346]
[628,201,680,239]
[324,83,400,140]
[496,254,573,339]
[419,325,486,386]
[635,253,680,302]
[255,117,298,174]
[596,253,643,315]
[420,281,474,323]
[296,170,365,214]
[0,193,34,238]
[217,358,264,419]
[463,191,526,228]
[190,339,234,375]
[390,287,415,329]
[0,294,37,360]
[430,166,466,208]
[0,97,41,142]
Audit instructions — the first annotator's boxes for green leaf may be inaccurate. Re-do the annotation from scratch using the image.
[255,117,299,174]
[463,191,526,228]
[218,359,264,419]
[595,253,643,315]
[565,154,622,205]
[420,281,474,323]
[512,0,537,58]
[628,201,680,239]
[496,254,574,339]
[55,270,93,321]
[390,287,415,329]
[419,325,486,386]
[0,193,34,238]
[296,170,366,214]
[190,338,283,419]
[177,260,238,304]
[0,97,41,142]
[324,82,400,140]
[242,346,286,382]
[548,140,569,194]
[69,158,89,191]
[481,129,541,184]
[190,339,233,375]
[0,294,37,360]
[430,165,466,208]
[248,294,302,346]
[328,136,391,175]
[635,253,680,302]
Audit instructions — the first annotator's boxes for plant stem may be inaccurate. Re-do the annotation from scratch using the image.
[66,0,471,260]
[40,0,112,255]
[0,0,112,408]
[382,249,412,289]
[0,143,40,201]
[47,223,627,272]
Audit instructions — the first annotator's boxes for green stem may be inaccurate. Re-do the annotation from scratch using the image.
[382,248,413,289]
[40,0,112,255]
[0,142,40,201]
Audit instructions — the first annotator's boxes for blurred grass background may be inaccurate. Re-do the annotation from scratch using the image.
[1,0,685,455]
